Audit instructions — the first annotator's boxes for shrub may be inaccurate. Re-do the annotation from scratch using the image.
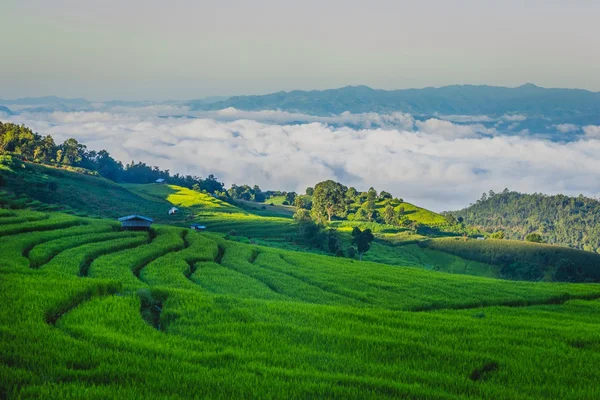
[525,233,543,243]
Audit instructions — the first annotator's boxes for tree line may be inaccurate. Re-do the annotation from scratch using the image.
[0,122,225,192]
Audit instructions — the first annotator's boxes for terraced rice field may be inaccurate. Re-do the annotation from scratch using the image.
[2,209,600,399]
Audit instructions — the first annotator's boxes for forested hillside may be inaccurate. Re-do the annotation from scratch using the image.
[453,190,600,252]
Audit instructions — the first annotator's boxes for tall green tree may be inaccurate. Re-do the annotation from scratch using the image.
[59,138,84,166]
[365,187,377,221]
[311,180,348,222]
[383,205,397,225]
[351,227,374,261]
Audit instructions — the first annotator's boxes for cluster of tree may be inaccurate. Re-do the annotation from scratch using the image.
[226,186,302,205]
[308,180,402,224]
[452,189,600,252]
[0,122,225,192]
[293,182,378,260]
[293,209,344,256]
[228,185,266,202]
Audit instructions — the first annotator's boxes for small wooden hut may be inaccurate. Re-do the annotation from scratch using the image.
[118,215,153,231]
[190,224,206,232]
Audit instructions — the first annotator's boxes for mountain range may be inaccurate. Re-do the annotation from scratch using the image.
[187,84,600,123]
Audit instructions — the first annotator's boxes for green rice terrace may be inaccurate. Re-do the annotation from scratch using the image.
[3,161,600,398]
[2,208,600,399]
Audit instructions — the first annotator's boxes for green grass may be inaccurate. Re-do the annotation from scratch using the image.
[2,209,600,398]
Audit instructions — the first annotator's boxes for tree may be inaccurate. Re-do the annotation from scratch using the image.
[501,261,543,281]
[292,208,310,220]
[444,214,457,225]
[311,180,348,222]
[525,233,544,243]
[383,205,397,225]
[347,247,356,259]
[365,188,377,221]
[354,208,369,221]
[378,191,392,200]
[59,138,84,166]
[305,187,314,196]
[553,259,583,282]
[285,191,297,204]
[351,227,374,261]
[490,231,505,239]
[294,195,312,210]
[346,187,358,201]
[294,209,325,249]
[326,229,342,254]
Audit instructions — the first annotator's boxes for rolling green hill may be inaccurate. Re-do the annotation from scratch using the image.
[4,162,599,283]
[2,209,600,398]
[453,190,600,252]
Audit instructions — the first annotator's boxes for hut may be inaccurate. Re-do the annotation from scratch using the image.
[155,178,165,184]
[190,224,206,232]
[118,215,153,231]
[168,207,179,215]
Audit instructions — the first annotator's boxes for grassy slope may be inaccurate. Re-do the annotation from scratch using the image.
[423,237,600,282]
[2,164,573,282]
[0,163,185,222]
[2,210,600,398]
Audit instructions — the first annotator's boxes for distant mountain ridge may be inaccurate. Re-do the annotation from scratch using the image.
[187,84,600,123]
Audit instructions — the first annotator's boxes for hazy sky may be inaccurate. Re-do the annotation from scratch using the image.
[1,0,599,100]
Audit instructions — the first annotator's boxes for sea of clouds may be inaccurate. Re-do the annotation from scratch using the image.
[3,105,600,211]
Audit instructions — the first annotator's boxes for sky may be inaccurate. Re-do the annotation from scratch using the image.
[1,0,600,100]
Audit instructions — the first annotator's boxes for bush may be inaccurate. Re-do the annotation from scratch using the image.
[553,259,583,282]
[228,229,238,237]
[500,261,543,281]
[525,233,543,243]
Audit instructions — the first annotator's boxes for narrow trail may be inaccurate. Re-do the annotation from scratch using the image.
[139,291,167,331]
[214,245,225,265]
[249,249,260,264]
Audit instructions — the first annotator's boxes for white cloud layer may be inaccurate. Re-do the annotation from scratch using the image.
[554,124,579,133]
[3,110,600,211]
[583,125,600,138]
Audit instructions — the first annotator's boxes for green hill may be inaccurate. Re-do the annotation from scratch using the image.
[6,162,598,283]
[452,190,600,252]
[2,209,600,398]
